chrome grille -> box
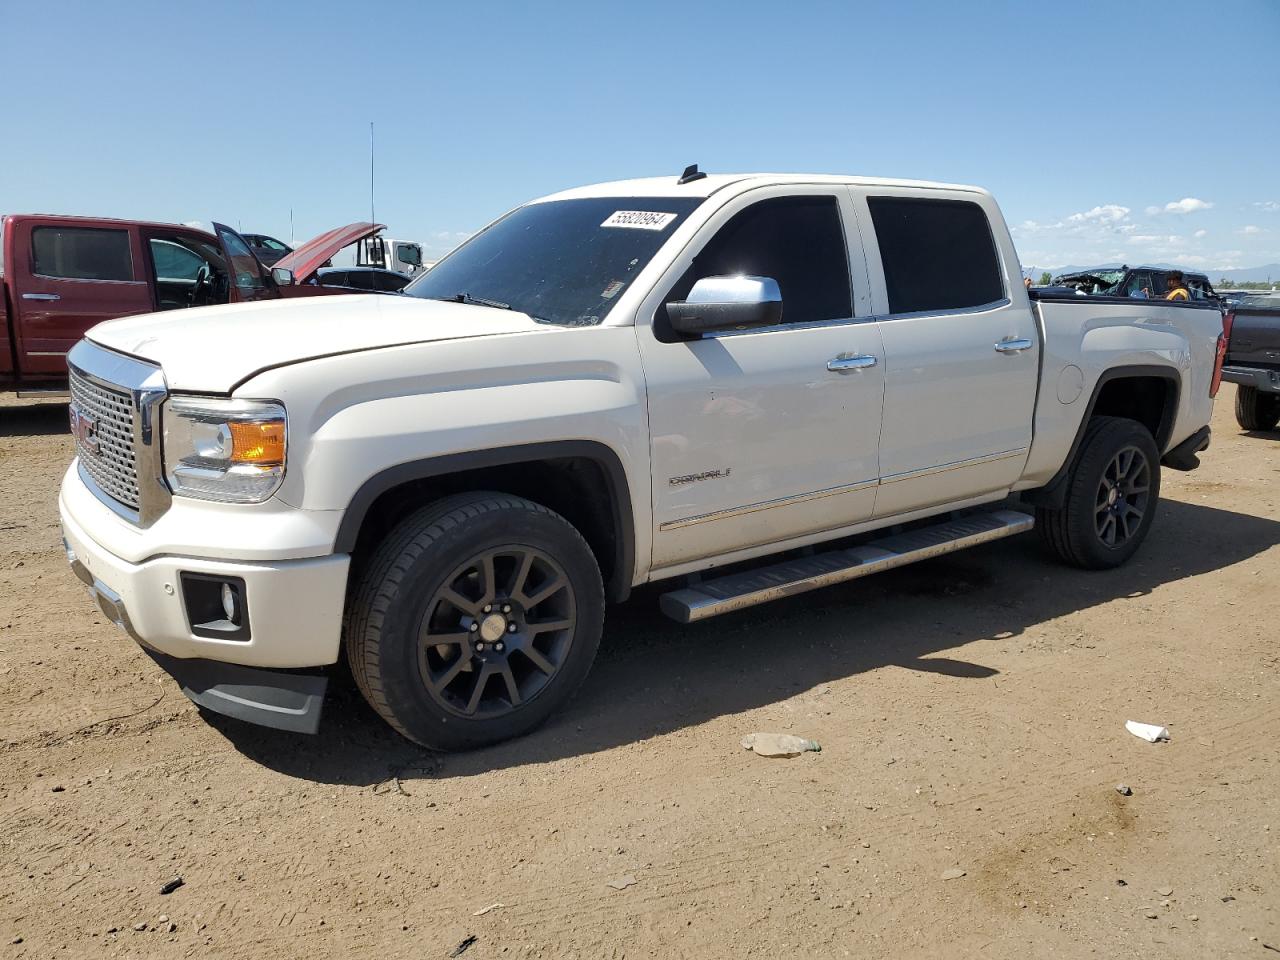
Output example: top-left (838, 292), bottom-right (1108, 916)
top-left (69, 366), bottom-right (140, 510)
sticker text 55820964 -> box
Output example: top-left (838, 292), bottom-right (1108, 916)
top-left (601, 210), bottom-right (678, 231)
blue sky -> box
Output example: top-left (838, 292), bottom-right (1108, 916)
top-left (2, 0), bottom-right (1278, 272)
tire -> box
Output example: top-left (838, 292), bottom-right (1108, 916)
top-left (345, 492), bottom-right (605, 750)
top-left (1234, 385), bottom-right (1280, 432)
top-left (1036, 416), bottom-right (1161, 570)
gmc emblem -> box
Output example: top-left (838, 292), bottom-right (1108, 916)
top-left (69, 404), bottom-right (101, 456)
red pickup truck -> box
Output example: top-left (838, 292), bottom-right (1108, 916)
top-left (1, 215), bottom-right (385, 393)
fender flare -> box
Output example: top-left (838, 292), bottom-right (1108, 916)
top-left (1023, 364), bottom-right (1181, 509)
top-left (332, 440), bottom-right (636, 602)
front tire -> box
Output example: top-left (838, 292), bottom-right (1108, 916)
top-left (1235, 385), bottom-right (1280, 431)
top-left (1036, 416), bottom-right (1161, 570)
top-left (345, 493), bottom-right (605, 750)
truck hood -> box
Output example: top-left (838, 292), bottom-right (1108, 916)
top-left (87, 294), bottom-right (547, 392)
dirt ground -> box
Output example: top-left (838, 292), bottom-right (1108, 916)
top-left (1, 388), bottom-right (1277, 959)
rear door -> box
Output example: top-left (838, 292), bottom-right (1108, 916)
top-left (213, 223), bottom-right (275, 302)
top-left (9, 219), bottom-right (152, 378)
top-left (853, 188), bottom-right (1039, 518)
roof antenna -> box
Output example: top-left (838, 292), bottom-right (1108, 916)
top-left (677, 163), bottom-right (707, 185)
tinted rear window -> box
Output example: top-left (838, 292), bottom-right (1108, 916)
top-left (867, 197), bottom-right (1003, 314)
top-left (32, 226), bottom-right (133, 281)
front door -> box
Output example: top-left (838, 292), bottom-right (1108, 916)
top-left (639, 189), bottom-right (885, 571)
top-left (213, 223), bottom-right (275, 303)
top-left (854, 190), bottom-right (1040, 518)
top-left (11, 220), bottom-right (152, 378)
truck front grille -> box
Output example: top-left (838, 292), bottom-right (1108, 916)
top-left (69, 366), bottom-right (141, 511)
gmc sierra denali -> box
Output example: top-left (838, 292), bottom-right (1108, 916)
top-left (59, 170), bottom-right (1225, 750)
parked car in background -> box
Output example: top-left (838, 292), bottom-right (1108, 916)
top-left (1052, 265), bottom-right (1217, 301)
top-left (241, 233), bottom-right (293, 267)
top-left (314, 266), bottom-right (411, 293)
top-left (1, 215), bottom-right (385, 392)
top-left (58, 170), bottom-right (1223, 750)
top-left (1221, 295), bottom-right (1280, 430)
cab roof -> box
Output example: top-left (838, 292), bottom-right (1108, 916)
top-left (534, 173), bottom-right (989, 203)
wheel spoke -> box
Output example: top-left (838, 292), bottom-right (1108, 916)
top-left (526, 617), bottom-right (572, 635)
top-left (440, 586), bottom-right (482, 617)
top-left (478, 553), bottom-right (497, 607)
top-left (465, 663), bottom-right (495, 715)
top-left (431, 650), bottom-right (473, 692)
top-left (510, 550), bottom-right (536, 600)
top-left (418, 627), bottom-right (470, 647)
top-left (1116, 449), bottom-right (1134, 480)
top-left (500, 664), bottom-right (522, 706)
top-left (522, 646), bottom-right (556, 676)
top-left (522, 575), bottom-right (567, 609)
top-left (1100, 515), bottom-right (1117, 545)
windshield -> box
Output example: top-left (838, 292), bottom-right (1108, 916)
top-left (1054, 269), bottom-right (1125, 289)
top-left (404, 197), bottom-right (703, 326)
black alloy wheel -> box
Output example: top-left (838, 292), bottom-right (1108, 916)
top-left (1093, 445), bottom-right (1151, 549)
top-left (418, 546), bottom-right (576, 720)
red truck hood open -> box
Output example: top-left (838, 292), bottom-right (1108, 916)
top-left (274, 221), bottom-right (385, 283)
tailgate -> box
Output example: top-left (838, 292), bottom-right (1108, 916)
top-left (1227, 307), bottom-right (1280, 369)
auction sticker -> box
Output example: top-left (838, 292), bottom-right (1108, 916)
top-left (601, 210), bottom-right (677, 230)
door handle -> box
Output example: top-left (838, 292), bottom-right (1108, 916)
top-left (22, 293), bottom-right (61, 302)
top-left (994, 338), bottom-right (1034, 353)
top-left (827, 354), bottom-right (878, 373)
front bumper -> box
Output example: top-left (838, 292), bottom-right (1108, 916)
top-left (1222, 365), bottom-right (1280, 394)
top-left (60, 480), bottom-right (351, 734)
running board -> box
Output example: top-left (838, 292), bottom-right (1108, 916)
top-left (658, 509), bottom-right (1034, 623)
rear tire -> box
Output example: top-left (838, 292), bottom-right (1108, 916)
top-left (1235, 385), bottom-right (1280, 431)
top-left (344, 492), bottom-right (605, 750)
top-left (1036, 416), bottom-right (1161, 570)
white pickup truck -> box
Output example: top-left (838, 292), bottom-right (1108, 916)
top-left (59, 169), bottom-right (1225, 750)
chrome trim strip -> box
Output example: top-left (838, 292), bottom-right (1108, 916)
top-left (870, 297), bottom-right (1012, 324)
top-left (67, 339), bottom-right (171, 527)
top-left (28, 350), bottom-right (68, 357)
top-left (659, 477), bottom-right (877, 531)
top-left (880, 447), bottom-right (1027, 485)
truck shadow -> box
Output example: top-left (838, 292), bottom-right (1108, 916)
top-left (209, 497), bottom-right (1280, 785)
top-left (0, 402), bottom-right (69, 438)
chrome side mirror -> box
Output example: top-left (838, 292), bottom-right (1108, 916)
top-left (667, 276), bottom-right (783, 335)
top-left (270, 267), bottom-right (295, 287)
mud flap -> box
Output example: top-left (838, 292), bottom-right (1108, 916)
top-left (146, 650), bottom-right (327, 734)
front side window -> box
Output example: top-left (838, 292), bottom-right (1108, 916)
top-left (669, 195), bottom-right (853, 326)
top-left (405, 197), bottom-right (703, 326)
top-left (867, 197), bottom-right (1003, 314)
top-left (32, 226), bottom-right (133, 281)
top-left (150, 239), bottom-right (205, 281)
top-left (395, 243), bottom-right (422, 267)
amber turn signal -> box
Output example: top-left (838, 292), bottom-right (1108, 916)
top-left (229, 420), bottom-right (286, 464)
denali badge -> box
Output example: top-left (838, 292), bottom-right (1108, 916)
top-left (669, 468), bottom-right (731, 486)
top-left (69, 404), bottom-right (100, 456)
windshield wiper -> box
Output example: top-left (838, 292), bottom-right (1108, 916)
top-left (435, 292), bottom-right (512, 311)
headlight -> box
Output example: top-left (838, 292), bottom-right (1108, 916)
top-left (163, 397), bottom-right (286, 503)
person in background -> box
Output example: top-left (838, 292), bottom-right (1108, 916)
top-left (1165, 271), bottom-right (1191, 301)
top-left (1024, 276), bottom-right (1033, 290)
